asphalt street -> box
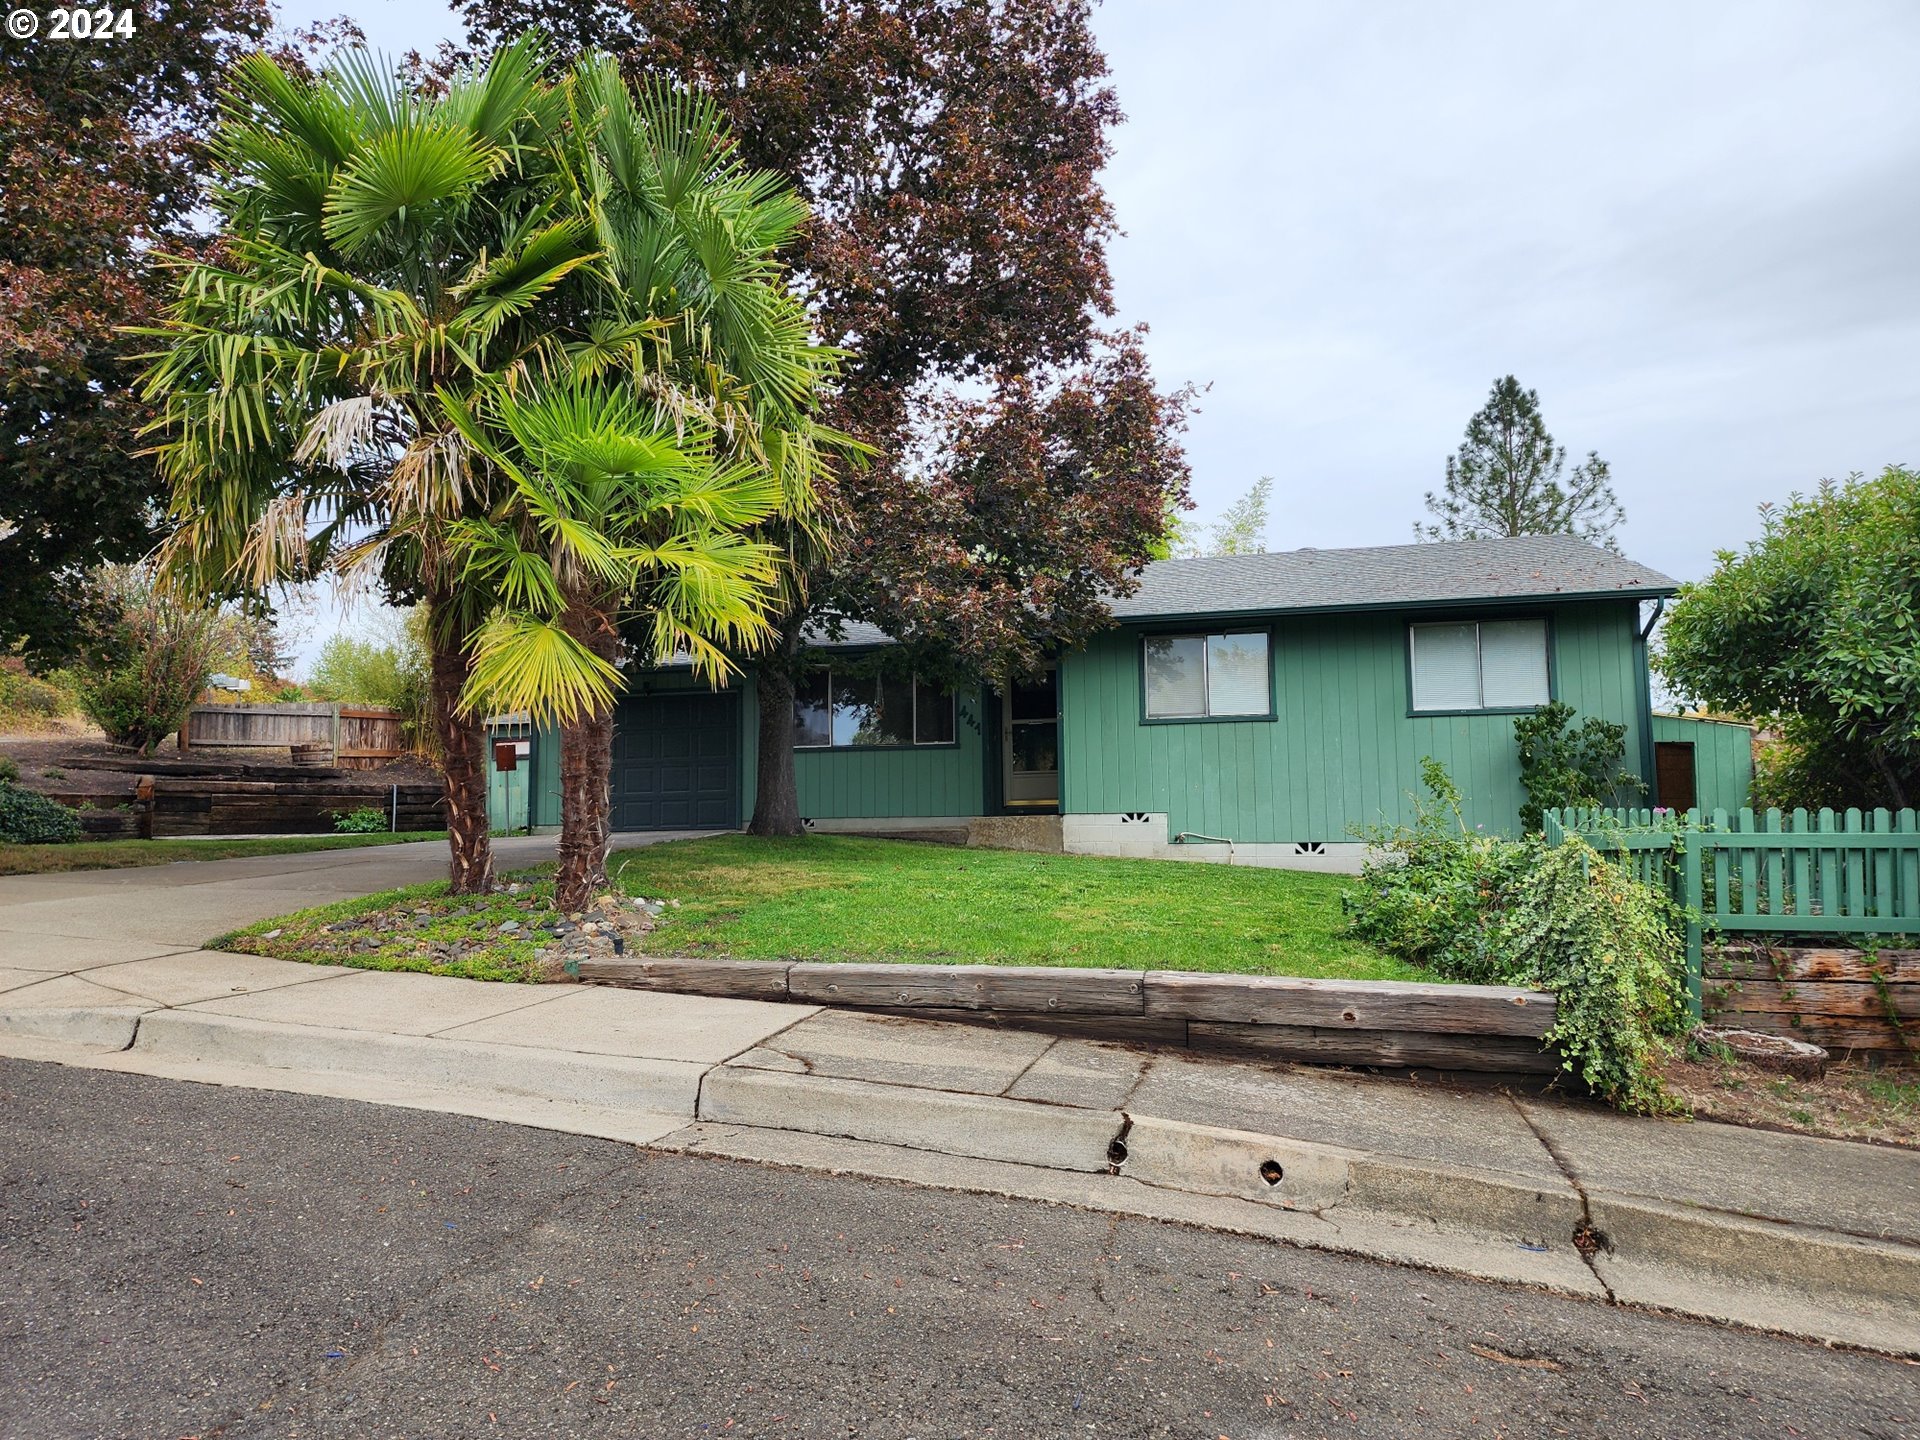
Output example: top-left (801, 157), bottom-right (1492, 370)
top-left (2, 1060), bottom-right (1914, 1440)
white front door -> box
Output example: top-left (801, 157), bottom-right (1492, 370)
top-left (1002, 667), bottom-right (1059, 807)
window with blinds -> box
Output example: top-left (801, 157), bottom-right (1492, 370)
top-left (1143, 631), bottom-right (1272, 720)
top-left (1409, 619), bottom-right (1549, 712)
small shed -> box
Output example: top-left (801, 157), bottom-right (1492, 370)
top-left (1651, 713), bottom-right (1755, 813)
top-left (485, 714), bottom-right (545, 834)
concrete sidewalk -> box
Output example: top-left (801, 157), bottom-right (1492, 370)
top-left (1, 838), bottom-right (1916, 1357)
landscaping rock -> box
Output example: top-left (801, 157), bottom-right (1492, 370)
top-left (241, 874), bottom-right (669, 985)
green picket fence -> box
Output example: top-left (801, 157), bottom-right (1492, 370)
top-left (1543, 805), bottom-right (1920, 1021)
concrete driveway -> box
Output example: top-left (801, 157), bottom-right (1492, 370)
top-left (0, 833), bottom-right (704, 965)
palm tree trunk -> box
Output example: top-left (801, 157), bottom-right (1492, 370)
top-left (748, 621), bottom-right (804, 837)
top-left (427, 592), bottom-right (494, 895)
top-left (554, 595), bottom-right (621, 914)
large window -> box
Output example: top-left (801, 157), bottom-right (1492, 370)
top-left (793, 670), bottom-right (957, 749)
top-left (1408, 618), bottom-right (1550, 712)
top-left (1142, 631), bottom-right (1271, 720)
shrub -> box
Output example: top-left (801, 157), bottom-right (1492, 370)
top-left (1513, 700), bottom-right (1641, 832)
top-left (1347, 760), bottom-right (1687, 1113)
top-left (1749, 714), bottom-right (1886, 812)
top-left (0, 666), bottom-right (77, 728)
top-left (332, 806), bottom-right (389, 834)
top-left (308, 609), bottom-right (434, 757)
top-left (0, 757), bottom-right (17, 784)
top-left (1659, 466), bottom-right (1920, 812)
top-left (72, 567), bottom-right (248, 754)
top-left (0, 783), bottom-right (83, 844)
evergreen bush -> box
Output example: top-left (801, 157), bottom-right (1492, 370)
top-left (0, 783), bottom-right (83, 845)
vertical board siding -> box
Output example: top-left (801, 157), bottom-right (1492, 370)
top-left (1650, 714), bottom-right (1755, 812)
top-left (791, 686), bottom-right (988, 819)
top-left (529, 719), bottom-right (562, 828)
top-left (1059, 601), bottom-right (1648, 842)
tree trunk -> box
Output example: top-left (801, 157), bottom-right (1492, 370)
top-left (1868, 736), bottom-right (1911, 811)
top-left (748, 622), bottom-right (805, 837)
top-left (553, 596), bottom-right (621, 914)
top-left (428, 594), bottom-right (493, 895)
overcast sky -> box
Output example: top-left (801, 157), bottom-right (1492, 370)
top-left (276, 0), bottom-right (1920, 663)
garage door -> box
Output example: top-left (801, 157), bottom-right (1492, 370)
top-left (610, 692), bottom-right (742, 830)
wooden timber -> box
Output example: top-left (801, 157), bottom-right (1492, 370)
top-left (578, 956), bottom-right (793, 1000)
top-left (855, 1006), bottom-right (1188, 1046)
top-left (1143, 971), bottom-right (1554, 1038)
top-left (1702, 979), bottom-right (1920, 1021)
top-left (1188, 1022), bottom-right (1558, 1074)
top-left (575, 955), bottom-right (1559, 1073)
top-left (1706, 944), bottom-right (1920, 984)
top-left (786, 961), bottom-right (1146, 1015)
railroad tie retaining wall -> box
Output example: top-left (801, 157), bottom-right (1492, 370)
top-left (1705, 943), bottom-right (1920, 1060)
top-left (577, 957), bottom-right (1559, 1073)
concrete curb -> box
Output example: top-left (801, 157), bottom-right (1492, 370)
top-left (0, 1004), bottom-right (146, 1050)
top-left (1113, 1114), bottom-right (1586, 1246)
top-left (1588, 1191), bottom-right (1920, 1327)
top-left (656, 1121), bottom-right (1611, 1299)
top-left (698, 1065), bottom-right (1121, 1172)
top-left (131, 1010), bottom-right (708, 1115)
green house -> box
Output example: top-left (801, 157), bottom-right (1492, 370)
top-left (492, 535), bottom-right (1749, 869)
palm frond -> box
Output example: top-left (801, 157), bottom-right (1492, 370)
top-left (461, 611), bottom-right (623, 724)
top-left (322, 121), bottom-right (506, 255)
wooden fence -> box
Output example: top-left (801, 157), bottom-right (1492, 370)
top-left (180, 703), bottom-right (406, 770)
top-left (335, 708), bottom-right (407, 769)
top-left (1545, 806), bottom-right (1920, 1030)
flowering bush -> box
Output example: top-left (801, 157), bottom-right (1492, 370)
top-left (72, 566), bottom-right (249, 754)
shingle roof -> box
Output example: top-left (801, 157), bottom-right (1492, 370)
top-left (800, 618), bottom-right (893, 649)
top-left (781, 537), bottom-right (1675, 654)
top-left (1107, 535), bottom-right (1676, 622)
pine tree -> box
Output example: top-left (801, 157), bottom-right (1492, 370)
top-left (1420, 376), bottom-right (1623, 550)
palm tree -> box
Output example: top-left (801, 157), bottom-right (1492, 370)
top-left (446, 374), bottom-right (791, 909)
top-left (451, 67), bottom-right (847, 910)
top-left (140, 43), bottom-right (845, 911)
top-left (137, 38), bottom-right (599, 892)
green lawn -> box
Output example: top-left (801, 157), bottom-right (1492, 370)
top-left (609, 834), bottom-right (1422, 980)
top-left (0, 831), bottom-right (449, 877)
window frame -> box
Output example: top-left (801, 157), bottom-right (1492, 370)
top-left (1405, 614), bottom-right (1556, 717)
top-left (791, 666), bottom-right (961, 751)
top-left (1137, 626), bottom-right (1277, 725)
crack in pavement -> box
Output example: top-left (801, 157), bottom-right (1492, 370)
top-left (1510, 1094), bottom-right (1616, 1302)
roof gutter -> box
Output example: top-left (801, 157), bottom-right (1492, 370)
top-left (1109, 586), bottom-right (1680, 628)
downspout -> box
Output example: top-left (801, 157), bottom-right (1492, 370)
top-left (1636, 599), bottom-right (1667, 807)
